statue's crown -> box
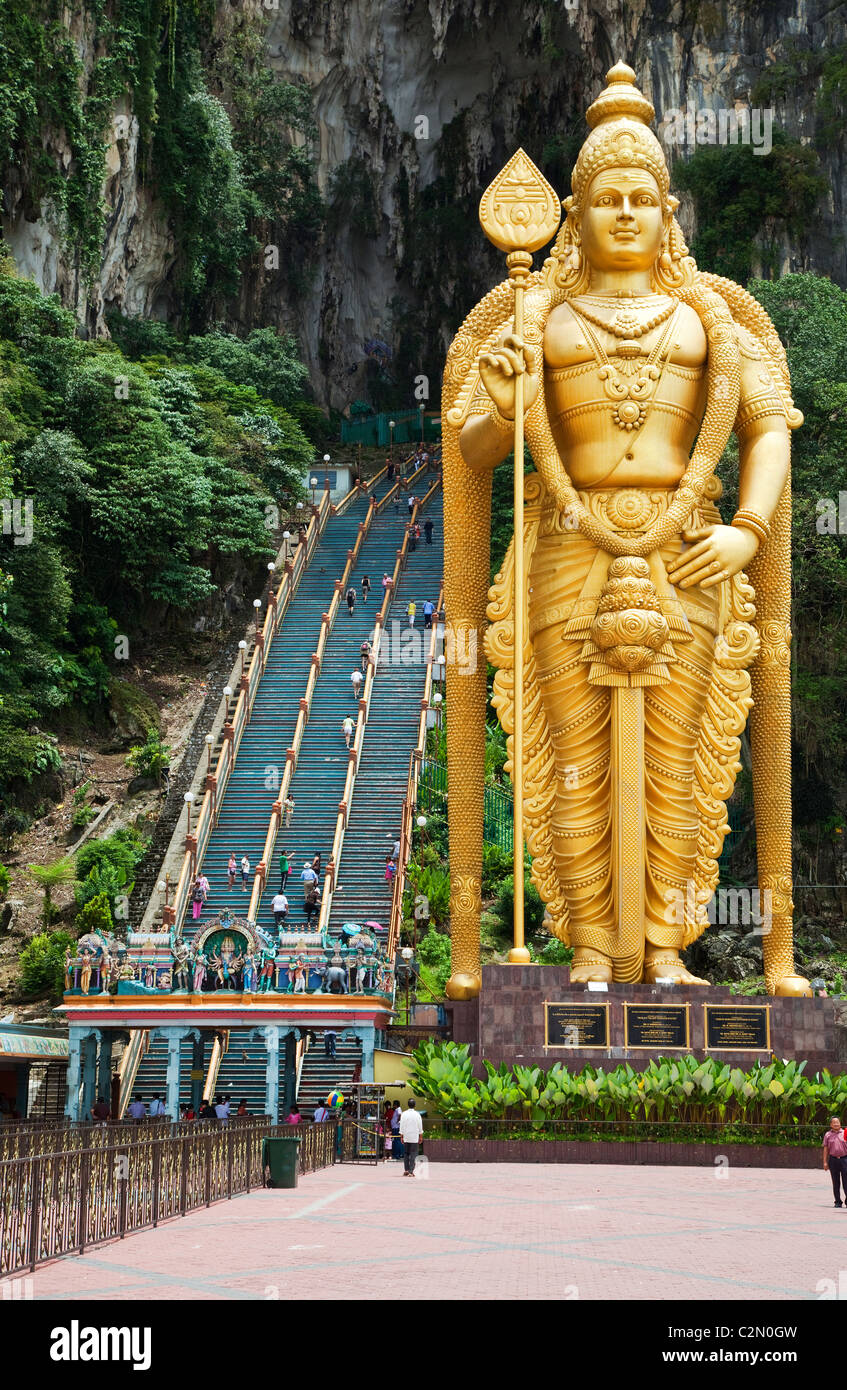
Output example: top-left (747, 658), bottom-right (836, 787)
top-left (569, 61), bottom-right (669, 209)
top-left (586, 61), bottom-right (656, 131)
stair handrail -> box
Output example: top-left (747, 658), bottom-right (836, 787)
top-left (374, 447), bottom-right (440, 516)
top-left (116, 1029), bottom-right (150, 1119)
top-left (166, 488), bottom-right (337, 936)
top-left (387, 581), bottom-right (444, 961)
top-left (202, 1030), bottom-right (230, 1103)
top-left (317, 482), bottom-right (443, 944)
top-left (247, 496), bottom-right (378, 921)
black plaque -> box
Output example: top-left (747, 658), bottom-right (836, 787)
top-left (704, 1004), bottom-right (770, 1052)
top-left (624, 1003), bottom-right (689, 1050)
top-left (545, 1001), bottom-right (609, 1048)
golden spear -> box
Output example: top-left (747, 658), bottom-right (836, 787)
top-left (478, 150), bottom-right (560, 963)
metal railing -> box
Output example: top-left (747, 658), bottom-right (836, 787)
top-left (316, 476), bottom-right (443, 943)
top-left (417, 759), bottom-right (515, 850)
top-left (0, 1118), bottom-right (338, 1277)
top-left (248, 494), bottom-right (378, 925)
top-left (166, 486), bottom-right (336, 938)
top-left (387, 573), bottom-right (444, 960)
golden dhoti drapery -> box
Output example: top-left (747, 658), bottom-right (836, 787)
top-left (486, 478), bottom-right (759, 977)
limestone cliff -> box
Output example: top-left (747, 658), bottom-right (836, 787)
top-left (3, 0), bottom-right (845, 405)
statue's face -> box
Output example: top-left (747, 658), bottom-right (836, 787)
top-left (580, 167), bottom-right (664, 273)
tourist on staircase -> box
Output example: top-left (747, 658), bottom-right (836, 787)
top-left (227, 853), bottom-right (237, 891)
top-left (240, 853), bottom-right (250, 892)
top-left (279, 850), bottom-right (290, 892)
top-left (351, 668), bottom-right (363, 699)
top-left (346, 585), bottom-right (356, 616)
top-left (361, 573), bottom-right (371, 605)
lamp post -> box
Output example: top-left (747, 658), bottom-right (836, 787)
top-left (310, 476), bottom-right (318, 507)
top-left (388, 419), bottom-right (396, 464)
top-left (267, 560), bottom-right (276, 590)
top-left (296, 501), bottom-right (304, 541)
top-left (157, 879), bottom-right (167, 916)
top-left (253, 597), bottom-right (262, 639)
top-left (400, 945), bottom-right (414, 1023)
top-left (282, 530), bottom-right (291, 563)
top-left (323, 453), bottom-right (331, 487)
top-left (431, 691), bottom-right (443, 726)
top-left (418, 402), bottom-right (425, 447)
top-left (184, 791), bottom-right (195, 837)
top-left (205, 734), bottom-right (214, 774)
top-left (238, 640), bottom-right (247, 678)
top-left (222, 684), bottom-right (233, 720)
top-left (436, 654), bottom-right (446, 691)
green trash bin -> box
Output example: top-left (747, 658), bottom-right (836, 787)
top-left (262, 1137), bottom-right (300, 1188)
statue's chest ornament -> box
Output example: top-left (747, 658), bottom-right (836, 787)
top-left (568, 302), bottom-right (679, 430)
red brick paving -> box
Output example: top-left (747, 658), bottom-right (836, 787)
top-left (4, 1160), bottom-right (843, 1301)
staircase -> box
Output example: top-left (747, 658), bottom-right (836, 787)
top-left (185, 492), bottom-right (373, 941)
top-left (253, 482), bottom-right (439, 938)
top-left (296, 1034), bottom-right (363, 1116)
top-left (329, 491), bottom-right (443, 937)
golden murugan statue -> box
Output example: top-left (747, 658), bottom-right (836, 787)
top-left (442, 63), bottom-right (810, 1000)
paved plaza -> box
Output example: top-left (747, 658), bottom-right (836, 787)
top-left (7, 1159), bottom-right (843, 1301)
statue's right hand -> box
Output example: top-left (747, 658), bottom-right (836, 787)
top-left (478, 333), bottom-right (540, 420)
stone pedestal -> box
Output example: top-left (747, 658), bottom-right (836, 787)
top-left (444, 964), bottom-right (847, 1075)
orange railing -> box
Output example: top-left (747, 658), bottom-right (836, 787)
top-left (166, 484), bottom-right (337, 937)
top-left (317, 474), bottom-right (443, 946)
top-left (246, 497), bottom-right (378, 922)
top-left (387, 577), bottom-right (444, 961)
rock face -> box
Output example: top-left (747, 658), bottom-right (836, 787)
top-left (3, 0), bottom-right (845, 400)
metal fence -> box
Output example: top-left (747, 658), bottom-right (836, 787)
top-left (418, 758), bottom-right (515, 850)
top-left (0, 1118), bottom-right (339, 1277)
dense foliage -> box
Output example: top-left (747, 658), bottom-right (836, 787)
top-left (0, 262), bottom-right (312, 811)
top-left (409, 1041), bottom-right (845, 1128)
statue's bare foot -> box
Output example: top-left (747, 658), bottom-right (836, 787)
top-left (570, 950), bottom-right (613, 983)
top-left (643, 951), bottom-right (708, 985)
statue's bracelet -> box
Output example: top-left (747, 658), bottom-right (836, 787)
top-left (731, 509), bottom-right (771, 545)
top-left (489, 405), bottom-right (516, 435)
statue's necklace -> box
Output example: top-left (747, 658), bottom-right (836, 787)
top-left (572, 299), bottom-right (676, 344)
top-left (568, 304), bottom-right (680, 431)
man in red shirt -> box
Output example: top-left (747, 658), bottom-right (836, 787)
top-left (822, 1116), bottom-right (847, 1207)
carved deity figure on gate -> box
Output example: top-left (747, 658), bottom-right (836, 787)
top-left (442, 63), bottom-right (808, 1000)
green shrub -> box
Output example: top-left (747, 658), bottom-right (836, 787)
top-left (125, 730), bottom-right (171, 785)
top-left (417, 928), bottom-right (452, 996)
top-left (73, 892), bottom-right (113, 937)
top-left (493, 874), bottom-right (547, 940)
top-left (19, 929), bottom-right (76, 997)
top-left (537, 938), bottom-right (573, 967)
top-left (0, 864), bottom-right (10, 896)
top-left (28, 857), bottom-right (77, 924)
top-left (408, 1043), bottom-right (841, 1128)
top-left (481, 843), bottom-right (512, 895)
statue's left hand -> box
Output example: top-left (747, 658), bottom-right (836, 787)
top-left (666, 524), bottom-right (759, 590)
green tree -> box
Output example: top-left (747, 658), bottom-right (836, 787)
top-left (19, 929), bottom-right (76, 997)
top-left (28, 857), bottom-right (77, 924)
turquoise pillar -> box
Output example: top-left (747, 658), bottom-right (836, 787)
top-left (165, 1030), bottom-right (182, 1119)
top-left (359, 1025), bottom-right (375, 1083)
top-left (263, 1026), bottom-right (280, 1123)
top-left (97, 1032), bottom-right (112, 1108)
top-left (65, 1027), bottom-right (83, 1120)
top-left (191, 1035), bottom-right (205, 1114)
top-left (14, 1063), bottom-right (30, 1119)
top-left (80, 1034), bottom-right (97, 1121)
